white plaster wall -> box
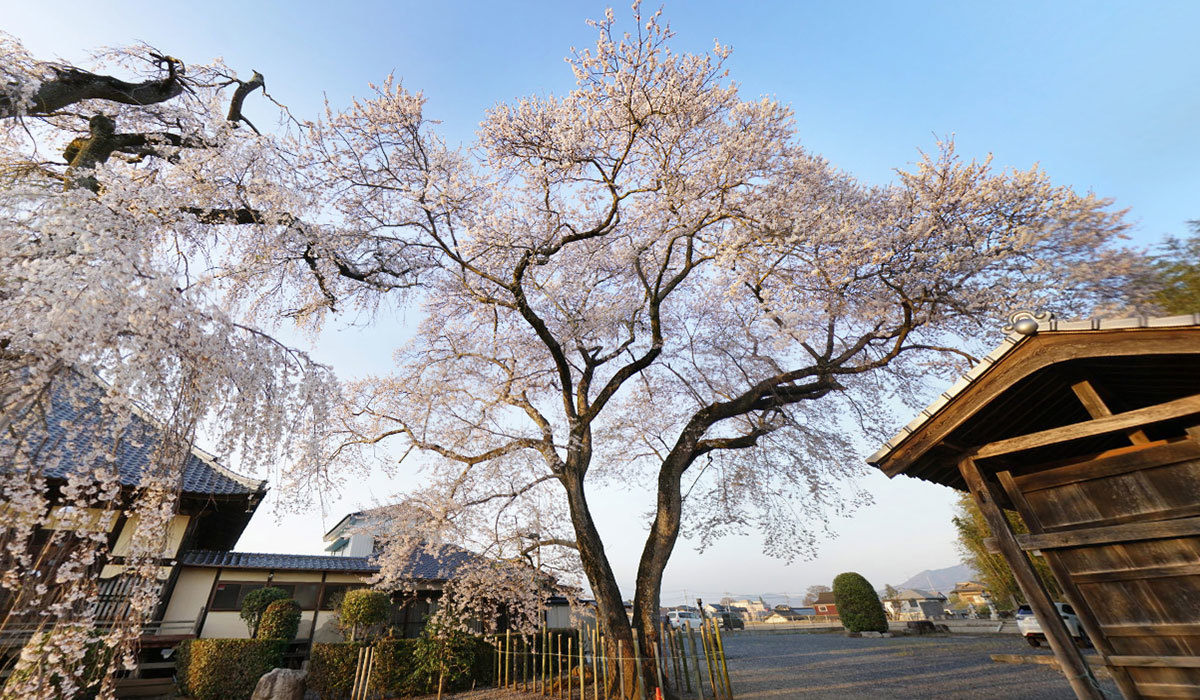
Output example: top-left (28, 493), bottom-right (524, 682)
top-left (201, 611), bottom-right (251, 639)
top-left (162, 567), bottom-right (216, 623)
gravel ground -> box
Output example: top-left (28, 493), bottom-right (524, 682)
top-left (718, 630), bottom-right (1120, 699)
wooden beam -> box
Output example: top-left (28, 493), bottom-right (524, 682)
top-left (975, 393), bottom-right (1200, 460)
top-left (958, 456), bottom-right (1106, 700)
top-left (996, 471), bottom-right (1143, 700)
top-left (1072, 562), bottom-right (1200, 584)
top-left (1103, 623), bottom-right (1200, 637)
top-left (1011, 517), bottom-right (1200, 551)
top-left (1069, 379), bottom-right (1151, 445)
top-left (1107, 656), bottom-right (1200, 669)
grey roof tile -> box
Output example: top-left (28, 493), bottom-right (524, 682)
top-left (6, 374), bottom-right (264, 496)
top-left (180, 544), bottom-right (477, 581)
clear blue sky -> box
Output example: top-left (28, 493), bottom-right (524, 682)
top-left (5, 0), bottom-right (1198, 601)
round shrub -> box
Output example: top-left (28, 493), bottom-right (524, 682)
top-left (833, 571), bottom-right (888, 633)
top-left (338, 589), bottom-right (391, 641)
top-left (257, 598), bottom-right (302, 641)
top-left (240, 586), bottom-right (290, 637)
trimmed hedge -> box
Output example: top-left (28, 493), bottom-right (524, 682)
top-left (175, 638), bottom-right (286, 700)
top-left (258, 599), bottom-right (302, 641)
top-left (833, 571), bottom-right (889, 633)
top-left (308, 642), bottom-right (365, 700)
top-left (309, 638), bottom-right (493, 699)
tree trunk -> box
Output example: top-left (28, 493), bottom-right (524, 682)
top-left (632, 467), bottom-right (685, 700)
top-left (562, 470), bottom-right (638, 698)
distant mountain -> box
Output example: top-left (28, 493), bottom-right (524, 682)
top-left (893, 564), bottom-right (978, 594)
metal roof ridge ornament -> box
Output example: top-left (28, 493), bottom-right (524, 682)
top-left (1003, 309), bottom-right (1054, 336)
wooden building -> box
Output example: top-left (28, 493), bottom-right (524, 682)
top-left (870, 312), bottom-right (1200, 700)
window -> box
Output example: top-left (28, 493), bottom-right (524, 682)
top-left (210, 581), bottom-right (325, 611)
top-left (319, 584), bottom-right (365, 610)
top-left (210, 583), bottom-right (265, 611)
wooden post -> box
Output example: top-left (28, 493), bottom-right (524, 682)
top-left (995, 469), bottom-right (1143, 700)
top-left (959, 456), bottom-right (1105, 700)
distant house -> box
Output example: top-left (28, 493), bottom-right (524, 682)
top-left (763, 606), bottom-right (817, 623)
top-left (882, 589), bottom-right (947, 620)
top-left (950, 581), bottom-right (989, 607)
top-left (730, 598), bottom-right (771, 621)
top-left (813, 592), bottom-right (839, 619)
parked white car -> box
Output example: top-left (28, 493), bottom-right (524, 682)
top-left (1016, 602), bottom-right (1090, 647)
top-left (667, 610), bottom-right (704, 630)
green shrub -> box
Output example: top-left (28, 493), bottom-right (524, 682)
top-left (411, 620), bottom-right (482, 694)
top-left (257, 599), bottom-right (302, 641)
top-left (240, 586), bottom-right (290, 637)
top-left (175, 638), bottom-right (286, 700)
top-left (833, 572), bottom-right (888, 634)
top-left (338, 589), bottom-right (391, 641)
top-left (370, 638), bottom-right (420, 696)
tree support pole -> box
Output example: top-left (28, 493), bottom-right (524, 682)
top-left (958, 456), bottom-right (1104, 700)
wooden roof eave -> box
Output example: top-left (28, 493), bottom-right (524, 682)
top-left (871, 326), bottom-right (1200, 484)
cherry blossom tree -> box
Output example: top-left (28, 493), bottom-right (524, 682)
top-left (214, 6), bottom-right (1137, 696)
top-left (0, 36), bottom-right (333, 698)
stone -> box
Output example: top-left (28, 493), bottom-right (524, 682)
top-left (251, 668), bottom-right (307, 700)
top-left (861, 631), bottom-right (883, 638)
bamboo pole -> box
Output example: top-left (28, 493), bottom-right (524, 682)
top-left (494, 637), bottom-right (500, 688)
top-left (676, 628), bottom-right (691, 695)
top-left (504, 629), bottom-right (511, 689)
top-left (579, 628), bottom-right (587, 700)
top-left (593, 627), bottom-right (601, 700)
top-left (653, 640), bottom-right (665, 697)
top-left (601, 633), bottom-right (610, 700)
top-left (700, 622), bottom-right (719, 699)
top-left (569, 636), bottom-right (574, 700)
top-left (687, 626), bottom-right (705, 700)
top-left (633, 637), bottom-right (648, 700)
top-left (617, 639), bottom-right (625, 700)
top-left (711, 620), bottom-right (732, 700)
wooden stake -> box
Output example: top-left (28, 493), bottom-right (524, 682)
top-left (959, 456), bottom-right (1104, 700)
top-left (505, 629), bottom-right (511, 689)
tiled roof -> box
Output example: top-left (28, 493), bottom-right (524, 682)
top-left (867, 313), bottom-right (1200, 467)
top-left (181, 544), bottom-right (477, 581)
top-left (9, 374), bottom-right (265, 497)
